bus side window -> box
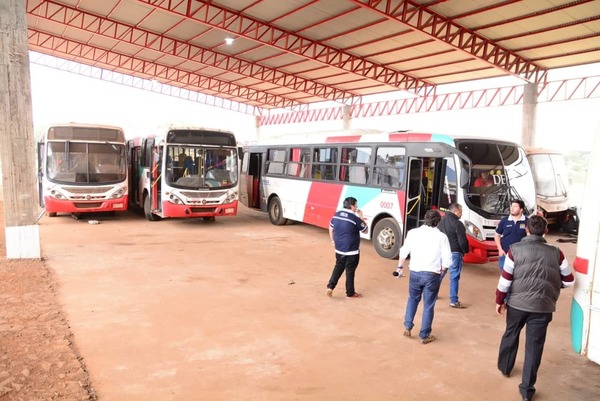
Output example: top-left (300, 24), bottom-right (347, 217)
top-left (349, 165), bottom-right (367, 184)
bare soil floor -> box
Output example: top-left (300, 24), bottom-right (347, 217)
top-left (1, 199), bottom-right (600, 401)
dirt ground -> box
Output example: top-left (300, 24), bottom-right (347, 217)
top-left (1, 198), bottom-right (600, 401)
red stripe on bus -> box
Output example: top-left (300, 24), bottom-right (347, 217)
top-left (573, 256), bottom-right (588, 275)
top-left (305, 182), bottom-right (345, 229)
top-left (389, 133), bottom-right (432, 142)
top-left (326, 135), bottom-right (361, 143)
top-left (397, 190), bottom-right (406, 216)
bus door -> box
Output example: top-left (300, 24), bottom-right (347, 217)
top-left (405, 158), bottom-right (425, 232)
top-left (240, 151), bottom-right (263, 210)
top-left (405, 154), bottom-right (462, 233)
top-left (37, 141), bottom-right (45, 207)
top-left (127, 140), bottom-right (140, 207)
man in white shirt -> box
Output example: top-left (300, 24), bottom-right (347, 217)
top-left (397, 209), bottom-right (452, 344)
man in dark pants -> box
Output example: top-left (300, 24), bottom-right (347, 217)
top-left (437, 202), bottom-right (469, 308)
top-left (495, 215), bottom-right (574, 401)
top-left (326, 197), bottom-right (368, 299)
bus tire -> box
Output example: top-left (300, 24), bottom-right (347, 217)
top-left (143, 194), bottom-right (161, 221)
top-left (373, 217), bottom-right (401, 259)
top-left (268, 196), bottom-right (287, 226)
top-left (48, 212), bottom-right (57, 217)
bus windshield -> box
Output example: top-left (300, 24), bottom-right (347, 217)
top-left (458, 140), bottom-right (536, 216)
top-left (528, 153), bottom-right (569, 198)
top-left (165, 145), bottom-right (238, 189)
top-left (46, 141), bottom-right (127, 184)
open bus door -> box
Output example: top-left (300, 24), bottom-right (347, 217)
top-left (403, 150), bottom-right (471, 237)
top-left (240, 151), bottom-right (263, 210)
top-left (405, 158), bottom-right (425, 233)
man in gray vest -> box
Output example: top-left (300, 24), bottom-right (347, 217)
top-left (495, 215), bottom-right (574, 401)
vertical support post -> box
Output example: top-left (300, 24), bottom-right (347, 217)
top-left (521, 83), bottom-right (538, 147)
top-left (255, 115), bottom-right (261, 140)
top-left (0, 0), bottom-right (41, 259)
top-left (342, 105), bottom-right (352, 130)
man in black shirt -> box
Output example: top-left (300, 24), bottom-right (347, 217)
top-left (437, 202), bottom-right (469, 308)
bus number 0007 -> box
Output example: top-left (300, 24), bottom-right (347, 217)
top-left (380, 201), bottom-right (394, 209)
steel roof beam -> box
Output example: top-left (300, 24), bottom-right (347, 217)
top-left (27, 29), bottom-right (303, 110)
top-left (350, 0), bottom-right (547, 84)
top-left (136, 0), bottom-right (436, 96)
top-left (29, 52), bottom-right (262, 115)
top-left (259, 75), bottom-right (600, 125)
top-left (27, 0), bottom-right (356, 105)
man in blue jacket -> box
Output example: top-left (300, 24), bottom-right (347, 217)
top-left (326, 197), bottom-right (368, 299)
top-left (495, 199), bottom-right (528, 271)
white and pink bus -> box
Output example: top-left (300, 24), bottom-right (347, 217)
top-left (240, 130), bottom-right (536, 263)
top-left (38, 123), bottom-right (128, 217)
top-left (525, 147), bottom-right (574, 230)
top-left (127, 128), bottom-right (239, 221)
top-left (570, 130), bottom-right (600, 364)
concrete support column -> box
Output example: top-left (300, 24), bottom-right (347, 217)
top-left (255, 115), bottom-right (261, 140)
top-left (343, 105), bottom-right (352, 130)
top-left (0, 0), bottom-right (41, 259)
top-left (521, 82), bottom-right (538, 147)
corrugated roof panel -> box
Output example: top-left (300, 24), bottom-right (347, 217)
top-left (25, 0), bottom-right (600, 111)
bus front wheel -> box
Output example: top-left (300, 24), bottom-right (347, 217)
top-left (143, 195), bottom-right (161, 221)
top-left (268, 196), bottom-right (288, 226)
top-left (373, 218), bottom-right (401, 259)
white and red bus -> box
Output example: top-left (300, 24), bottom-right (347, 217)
top-left (37, 123), bottom-right (128, 217)
top-left (240, 130), bottom-right (536, 263)
top-left (128, 128), bottom-right (239, 221)
top-left (570, 130), bottom-right (600, 364)
top-left (525, 147), bottom-right (575, 230)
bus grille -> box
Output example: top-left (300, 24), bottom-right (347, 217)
top-left (190, 207), bottom-right (217, 213)
top-left (181, 190), bottom-right (226, 200)
top-left (74, 202), bottom-right (103, 208)
top-left (63, 186), bottom-right (114, 194)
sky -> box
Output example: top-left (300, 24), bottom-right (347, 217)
top-left (28, 57), bottom-right (600, 151)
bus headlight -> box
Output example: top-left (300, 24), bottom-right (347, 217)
top-left (223, 189), bottom-right (238, 204)
top-left (168, 193), bottom-right (184, 205)
top-left (464, 220), bottom-right (484, 241)
top-left (49, 189), bottom-right (65, 199)
top-left (110, 188), bottom-right (126, 199)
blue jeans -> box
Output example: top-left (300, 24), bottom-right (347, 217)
top-left (404, 271), bottom-right (441, 339)
top-left (440, 252), bottom-right (463, 304)
top-left (498, 254), bottom-right (506, 272)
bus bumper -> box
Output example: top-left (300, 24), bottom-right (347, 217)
top-left (161, 200), bottom-right (238, 218)
top-left (464, 236), bottom-right (499, 264)
top-left (44, 196), bottom-right (128, 214)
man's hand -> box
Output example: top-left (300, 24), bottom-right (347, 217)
top-left (496, 303), bottom-right (506, 316)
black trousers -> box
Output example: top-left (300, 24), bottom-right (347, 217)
top-left (327, 253), bottom-right (360, 297)
top-left (498, 305), bottom-right (553, 399)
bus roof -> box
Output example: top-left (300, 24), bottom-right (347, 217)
top-left (244, 130), bottom-right (522, 148)
top-left (47, 122), bottom-right (125, 132)
top-left (524, 146), bottom-right (563, 155)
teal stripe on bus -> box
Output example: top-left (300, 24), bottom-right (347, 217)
top-left (431, 133), bottom-right (455, 146)
top-left (571, 299), bottom-right (584, 353)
